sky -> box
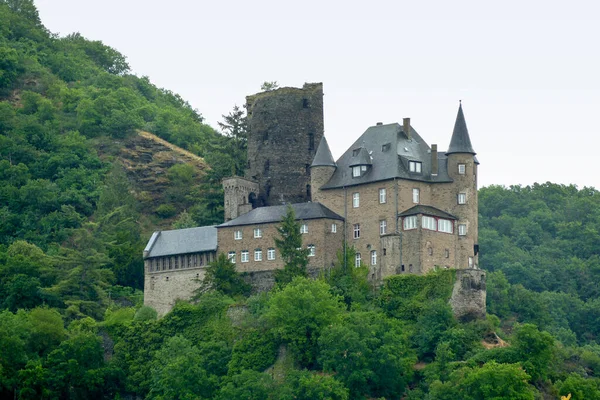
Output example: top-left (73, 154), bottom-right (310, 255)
top-left (35, 0), bottom-right (600, 189)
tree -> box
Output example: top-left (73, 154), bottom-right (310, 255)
top-left (266, 277), bottom-right (344, 368)
top-left (199, 253), bottom-right (251, 297)
top-left (148, 335), bottom-right (216, 400)
top-left (319, 311), bottom-right (416, 399)
top-left (260, 81), bottom-right (279, 91)
top-left (278, 370), bottom-right (349, 400)
top-left (325, 246), bottom-right (371, 309)
top-left (218, 105), bottom-right (247, 176)
top-left (274, 206), bottom-right (309, 287)
top-left (427, 361), bottom-right (536, 400)
top-left (217, 370), bottom-right (274, 400)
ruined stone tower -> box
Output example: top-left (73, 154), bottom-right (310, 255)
top-left (245, 83), bottom-right (324, 206)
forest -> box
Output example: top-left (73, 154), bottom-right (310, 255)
top-left (1, 1), bottom-right (600, 399)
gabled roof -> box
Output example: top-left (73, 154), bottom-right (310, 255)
top-left (321, 122), bottom-right (452, 189)
top-left (218, 202), bottom-right (344, 228)
top-left (398, 205), bottom-right (457, 220)
top-left (143, 226), bottom-right (217, 259)
top-left (311, 137), bottom-right (336, 167)
top-left (446, 104), bottom-right (476, 155)
top-left (348, 147), bottom-right (372, 167)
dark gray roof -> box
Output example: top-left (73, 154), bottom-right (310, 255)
top-left (218, 202), bottom-right (344, 228)
top-left (398, 205), bottom-right (457, 220)
top-left (348, 147), bottom-right (372, 167)
top-left (143, 226), bottom-right (217, 259)
top-left (311, 137), bottom-right (336, 167)
top-left (446, 104), bottom-right (476, 155)
top-left (321, 122), bottom-right (452, 189)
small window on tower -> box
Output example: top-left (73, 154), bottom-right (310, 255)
top-left (308, 132), bottom-right (315, 151)
top-left (458, 164), bottom-right (466, 174)
top-left (302, 98), bottom-right (309, 108)
top-left (264, 160), bottom-right (270, 174)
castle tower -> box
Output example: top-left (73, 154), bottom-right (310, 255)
top-left (445, 103), bottom-right (479, 269)
top-left (310, 136), bottom-right (336, 203)
top-left (222, 176), bottom-right (260, 222)
top-left (245, 83), bottom-right (324, 206)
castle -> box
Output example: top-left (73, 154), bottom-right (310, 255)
top-left (143, 83), bottom-right (483, 317)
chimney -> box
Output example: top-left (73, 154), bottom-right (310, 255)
top-left (431, 144), bottom-right (438, 176)
top-left (376, 122), bottom-right (383, 126)
top-left (403, 118), bottom-right (411, 139)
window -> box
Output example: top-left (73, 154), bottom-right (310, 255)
top-left (422, 216), bottom-right (437, 231)
top-left (241, 250), bottom-right (249, 263)
top-left (308, 132), bottom-right (314, 151)
top-left (353, 223), bottom-right (360, 239)
top-left (382, 143), bottom-right (391, 152)
top-left (458, 164), bottom-right (466, 174)
top-left (228, 252), bottom-right (236, 264)
top-left (458, 224), bottom-right (467, 236)
top-left (438, 219), bottom-right (453, 233)
top-left (352, 166), bottom-right (361, 178)
top-left (383, 248), bottom-right (387, 256)
top-left (331, 223), bottom-right (337, 233)
top-left (254, 249), bottom-right (262, 261)
top-left (380, 220), bottom-right (387, 235)
top-left (412, 188), bottom-right (420, 204)
top-left (409, 161), bottom-right (422, 173)
top-left (371, 250), bottom-right (377, 265)
top-left (379, 188), bottom-right (387, 203)
top-left (254, 228), bottom-right (262, 238)
top-left (445, 249), bottom-right (450, 258)
top-left (352, 192), bottom-right (360, 208)
top-left (300, 224), bottom-right (308, 234)
top-left (308, 245), bottom-right (316, 257)
top-left (428, 247), bottom-right (433, 256)
top-left (355, 252), bottom-right (361, 267)
top-left (267, 248), bottom-right (275, 260)
top-left (468, 256), bottom-right (474, 268)
top-left (404, 216), bottom-right (417, 230)
top-left (458, 193), bottom-right (467, 204)
top-left (234, 230), bottom-right (242, 240)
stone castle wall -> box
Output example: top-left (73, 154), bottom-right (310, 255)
top-left (450, 268), bottom-right (486, 321)
top-left (245, 83), bottom-right (324, 206)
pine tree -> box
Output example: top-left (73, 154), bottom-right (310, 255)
top-left (274, 206), bottom-right (309, 287)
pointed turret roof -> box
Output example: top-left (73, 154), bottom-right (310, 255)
top-left (311, 137), bottom-right (337, 167)
top-left (446, 103), bottom-right (476, 155)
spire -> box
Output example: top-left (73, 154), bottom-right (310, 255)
top-left (311, 137), bottom-right (336, 167)
top-left (446, 103), bottom-right (476, 155)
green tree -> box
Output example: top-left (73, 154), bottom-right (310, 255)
top-left (148, 335), bottom-right (216, 400)
top-left (319, 311), bottom-right (416, 399)
top-left (428, 361), bottom-right (536, 400)
top-left (325, 246), bottom-right (371, 309)
top-left (261, 81), bottom-right (279, 91)
top-left (199, 253), bottom-right (251, 297)
top-left (218, 105), bottom-right (247, 176)
top-left (274, 206), bottom-right (309, 287)
top-left (278, 370), bottom-right (349, 400)
top-left (218, 370), bottom-right (274, 400)
top-left (266, 277), bottom-right (344, 368)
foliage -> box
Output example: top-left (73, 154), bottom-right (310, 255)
top-left (427, 361), bottom-right (536, 400)
top-left (324, 246), bottom-right (371, 309)
top-left (266, 277), bottom-right (344, 368)
top-left (260, 81), bottom-right (279, 91)
top-left (380, 269), bottom-right (456, 320)
top-left (318, 311), bottom-right (416, 399)
top-left (274, 206), bottom-right (310, 287)
top-left (200, 253), bottom-right (251, 297)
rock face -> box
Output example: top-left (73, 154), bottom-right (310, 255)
top-left (450, 269), bottom-right (486, 321)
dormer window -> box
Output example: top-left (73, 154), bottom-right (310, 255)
top-left (382, 143), bottom-right (391, 152)
top-left (409, 161), bottom-right (422, 173)
top-left (352, 148), bottom-right (360, 156)
top-left (352, 166), bottom-right (361, 177)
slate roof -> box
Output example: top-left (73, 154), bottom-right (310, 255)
top-left (321, 122), bottom-right (453, 189)
top-left (218, 202), bottom-right (344, 228)
top-left (311, 137), bottom-right (337, 167)
top-left (348, 147), bottom-right (372, 167)
top-left (446, 104), bottom-right (476, 155)
top-left (143, 226), bottom-right (217, 259)
top-left (398, 205), bottom-right (457, 220)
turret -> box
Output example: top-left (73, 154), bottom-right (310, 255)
top-left (222, 176), bottom-right (260, 222)
top-left (446, 103), bottom-right (479, 269)
top-left (310, 137), bottom-right (336, 202)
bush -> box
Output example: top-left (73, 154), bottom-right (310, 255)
top-left (155, 204), bottom-right (177, 218)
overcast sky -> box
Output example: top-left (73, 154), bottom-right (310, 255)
top-left (36, 0), bottom-right (600, 189)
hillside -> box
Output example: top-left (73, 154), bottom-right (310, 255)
top-left (2, 2), bottom-right (600, 399)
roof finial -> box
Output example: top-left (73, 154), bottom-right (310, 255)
top-left (459, 99), bottom-right (462, 104)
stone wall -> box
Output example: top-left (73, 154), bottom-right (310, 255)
top-left (450, 268), bottom-right (486, 321)
top-left (144, 267), bottom-right (207, 317)
top-left (245, 83), bottom-right (324, 206)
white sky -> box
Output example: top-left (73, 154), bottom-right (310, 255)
top-left (35, 0), bottom-right (600, 189)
